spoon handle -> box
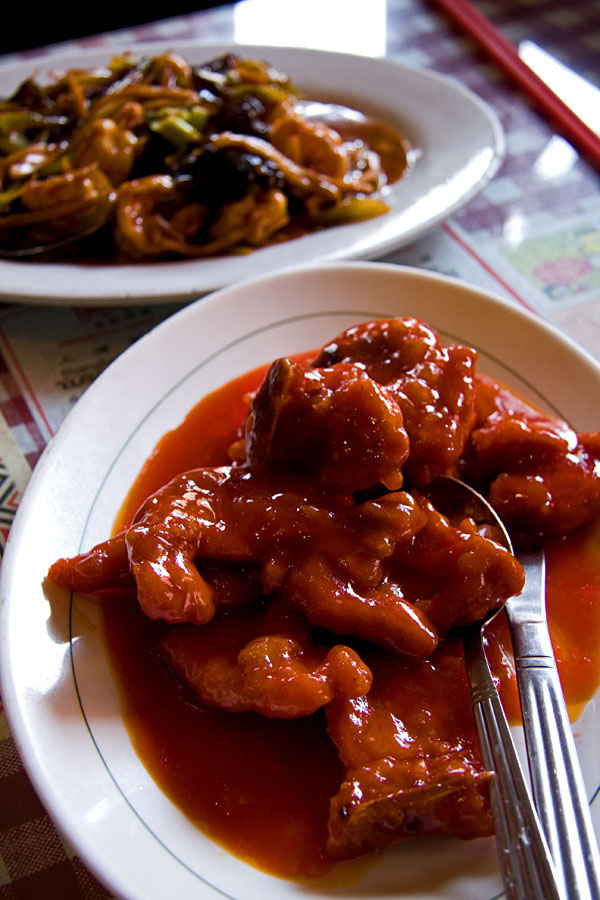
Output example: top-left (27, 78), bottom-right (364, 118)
top-left (508, 555), bottom-right (600, 900)
top-left (463, 628), bottom-right (564, 900)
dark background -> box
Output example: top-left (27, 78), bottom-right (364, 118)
top-left (2, 2), bottom-right (233, 55)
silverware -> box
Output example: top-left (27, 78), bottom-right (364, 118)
top-left (507, 551), bottom-right (600, 900)
top-left (431, 475), bottom-right (600, 899)
top-left (428, 475), bottom-right (563, 900)
top-left (463, 624), bottom-right (562, 899)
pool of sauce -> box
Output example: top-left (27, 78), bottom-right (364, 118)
top-left (102, 364), bottom-right (600, 880)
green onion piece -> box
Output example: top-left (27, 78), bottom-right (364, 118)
top-left (149, 115), bottom-right (202, 147)
top-left (0, 111), bottom-right (66, 135)
top-left (186, 106), bottom-right (211, 132)
top-left (147, 105), bottom-right (211, 148)
top-left (228, 84), bottom-right (296, 105)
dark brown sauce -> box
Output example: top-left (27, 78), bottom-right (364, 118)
top-left (102, 364), bottom-right (600, 879)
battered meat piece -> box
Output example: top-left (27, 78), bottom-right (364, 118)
top-left (48, 464), bottom-right (523, 660)
top-left (242, 358), bottom-right (409, 493)
top-left (465, 375), bottom-right (600, 548)
top-left (325, 641), bottom-right (494, 858)
top-left (48, 466), bottom-right (438, 656)
top-left (159, 601), bottom-right (373, 718)
top-left (312, 317), bottom-right (477, 485)
top-left (382, 493), bottom-right (525, 638)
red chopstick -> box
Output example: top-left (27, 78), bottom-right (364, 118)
top-left (428, 0), bottom-right (600, 169)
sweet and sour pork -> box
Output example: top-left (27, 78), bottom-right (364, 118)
top-left (47, 315), bottom-right (600, 860)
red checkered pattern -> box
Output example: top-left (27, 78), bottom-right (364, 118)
top-left (0, 710), bottom-right (115, 899)
top-left (388, 0), bottom-right (600, 238)
top-left (0, 355), bottom-right (45, 471)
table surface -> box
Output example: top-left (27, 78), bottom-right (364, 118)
top-left (0, 1), bottom-right (599, 897)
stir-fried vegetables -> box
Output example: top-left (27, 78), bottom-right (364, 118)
top-left (0, 52), bottom-right (410, 259)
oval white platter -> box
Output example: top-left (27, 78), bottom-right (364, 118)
top-left (0, 43), bottom-right (504, 306)
top-left (2, 262), bottom-right (598, 900)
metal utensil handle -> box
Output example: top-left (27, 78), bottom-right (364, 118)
top-left (464, 630), bottom-right (563, 900)
top-left (511, 618), bottom-right (600, 900)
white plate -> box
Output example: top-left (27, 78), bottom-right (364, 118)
top-left (2, 262), bottom-right (599, 900)
top-left (0, 43), bottom-right (504, 307)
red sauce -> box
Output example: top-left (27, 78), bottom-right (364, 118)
top-left (102, 592), bottom-right (343, 878)
top-left (101, 364), bottom-right (600, 880)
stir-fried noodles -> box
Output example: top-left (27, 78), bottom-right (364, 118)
top-left (0, 52), bottom-right (410, 259)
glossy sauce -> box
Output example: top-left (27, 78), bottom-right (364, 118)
top-left (102, 364), bottom-right (600, 879)
top-left (296, 100), bottom-right (412, 184)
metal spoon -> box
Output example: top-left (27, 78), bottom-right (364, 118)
top-left (430, 475), bottom-right (600, 900)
